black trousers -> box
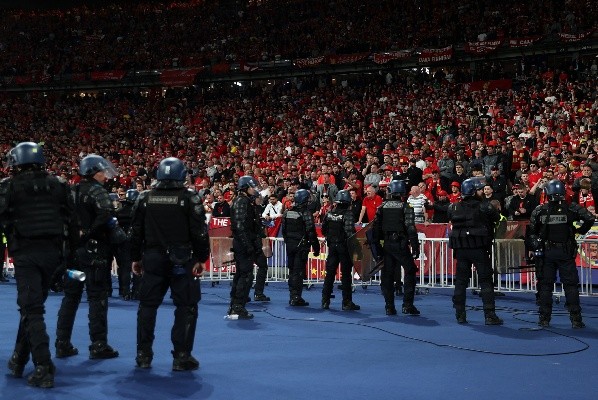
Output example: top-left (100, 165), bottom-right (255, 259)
top-left (285, 242), bottom-right (309, 298)
top-left (323, 242), bottom-right (353, 302)
top-left (114, 240), bottom-right (132, 294)
top-left (452, 247), bottom-right (495, 311)
top-left (230, 237), bottom-right (256, 306)
top-left (56, 249), bottom-right (113, 344)
top-left (537, 246), bottom-right (581, 316)
top-left (13, 241), bottom-right (61, 366)
top-left (380, 239), bottom-right (417, 305)
top-left (137, 250), bottom-right (200, 354)
top-left (253, 251), bottom-right (269, 295)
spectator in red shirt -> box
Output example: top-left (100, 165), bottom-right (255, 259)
top-left (357, 185), bottom-right (383, 225)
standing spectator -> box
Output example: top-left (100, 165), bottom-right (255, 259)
top-left (130, 157), bottom-right (209, 370)
top-left (349, 188), bottom-right (363, 223)
top-left (357, 185), bottom-right (383, 225)
top-left (315, 173), bottom-right (339, 203)
top-left (363, 163), bottom-right (383, 189)
top-left (212, 194), bottom-right (232, 218)
top-left (507, 185), bottom-right (537, 221)
top-left (407, 185), bottom-right (430, 224)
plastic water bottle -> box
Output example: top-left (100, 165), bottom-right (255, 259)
top-left (224, 314), bottom-right (239, 320)
top-left (66, 269), bottom-right (86, 281)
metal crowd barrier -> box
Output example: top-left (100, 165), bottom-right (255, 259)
top-left (206, 235), bottom-right (597, 298)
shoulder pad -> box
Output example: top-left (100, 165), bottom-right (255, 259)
top-left (138, 190), bottom-right (150, 201)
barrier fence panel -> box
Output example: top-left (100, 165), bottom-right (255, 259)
top-left (205, 219), bottom-right (596, 299)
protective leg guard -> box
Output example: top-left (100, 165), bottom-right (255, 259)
top-left (27, 363), bottom-right (55, 389)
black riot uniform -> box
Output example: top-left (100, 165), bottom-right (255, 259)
top-left (130, 157), bottom-right (209, 370)
top-left (282, 189), bottom-right (320, 306)
top-left (113, 189), bottom-right (137, 299)
top-left (373, 180), bottom-right (420, 316)
top-left (252, 196), bottom-right (271, 302)
top-left (229, 176), bottom-right (262, 318)
top-left (528, 179), bottom-right (594, 328)
top-left (0, 142), bottom-right (77, 388)
top-left (321, 190), bottom-right (359, 310)
top-left (447, 178), bottom-right (502, 325)
top-left (56, 154), bottom-right (121, 360)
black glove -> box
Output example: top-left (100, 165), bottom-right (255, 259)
top-left (411, 242), bottom-right (420, 259)
top-left (312, 243), bottom-right (320, 257)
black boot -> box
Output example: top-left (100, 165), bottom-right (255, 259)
top-left (570, 312), bottom-right (585, 329)
top-left (89, 341), bottom-right (119, 359)
top-left (289, 296), bottom-right (309, 307)
top-left (27, 363), bottom-right (55, 389)
top-left (228, 304), bottom-right (254, 319)
top-left (172, 351), bottom-right (200, 371)
top-left (7, 351), bottom-right (29, 378)
top-left (484, 310), bottom-right (504, 326)
top-left (402, 304), bottom-right (420, 316)
top-left (455, 310), bottom-right (467, 324)
top-left (538, 313), bottom-right (551, 328)
top-left (135, 350), bottom-right (153, 369)
top-left (385, 304), bottom-right (397, 316)
top-left (342, 300), bottom-right (360, 311)
top-left (55, 340), bottom-right (78, 358)
top-left (253, 293), bottom-right (270, 302)
top-left (321, 297), bottom-right (330, 310)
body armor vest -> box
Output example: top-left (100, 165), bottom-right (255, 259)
top-left (539, 205), bottom-right (570, 243)
top-left (449, 199), bottom-right (490, 249)
top-left (324, 210), bottom-right (345, 243)
top-left (284, 208), bottom-right (306, 241)
top-left (10, 172), bottom-right (65, 238)
top-left (145, 190), bottom-right (190, 246)
top-left (381, 201), bottom-right (407, 237)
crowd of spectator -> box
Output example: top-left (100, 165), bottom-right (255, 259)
top-left (0, 51), bottom-right (596, 225)
top-left (0, 0), bottom-right (596, 78)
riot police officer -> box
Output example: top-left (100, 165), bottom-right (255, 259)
top-left (0, 142), bottom-right (77, 388)
top-left (373, 180), bottom-right (420, 316)
top-left (282, 189), bottom-right (320, 306)
top-left (321, 190), bottom-right (359, 311)
top-left (229, 175), bottom-right (262, 318)
top-left (55, 154), bottom-right (121, 360)
top-left (252, 194), bottom-right (271, 302)
top-left (130, 157), bottom-right (209, 370)
top-left (114, 188), bottom-right (139, 300)
top-left (528, 180), bottom-right (594, 328)
top-left (447, 177), bottom-right (502, 325)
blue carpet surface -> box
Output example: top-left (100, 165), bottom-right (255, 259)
top-left (0, 279), bottom-right (596, 400)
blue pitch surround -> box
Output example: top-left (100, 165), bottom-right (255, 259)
top-left (0, 279), bottom-right (596, 400)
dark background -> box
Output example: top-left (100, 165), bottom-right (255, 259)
top-left (0, 0), bottom-right (166, 10)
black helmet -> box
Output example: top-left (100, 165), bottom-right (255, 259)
top-left (335, 190), bottom-right (351, 204)
top-left (294, 189), bottom-right (310, 205)
top-left (7, 142), bottom-right (45, 167)
top-left (79, 154), bottom-right (117, 178)
top-left (237, 175), bottom-right (258, 191)
top-left (156, 157), bottom-right (187, 181)
top-left (461, 178), bottom-right (481, 197)
top-left (388, 180), bottom-right (407, 196)
top-left (544, 179), bottom-right (565, 202)
top-left (126, 189), bottom-right (140, 202)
